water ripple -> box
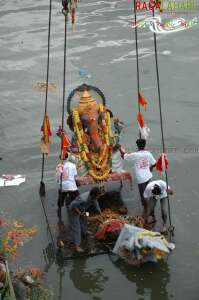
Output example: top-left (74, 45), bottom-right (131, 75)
top-left (111, 48), bottom-right (153, 63)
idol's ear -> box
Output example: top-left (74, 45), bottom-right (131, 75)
top-left (67, 113), bottom-right (74, 131)
top-left (106, 108), bottom-right (113, 118)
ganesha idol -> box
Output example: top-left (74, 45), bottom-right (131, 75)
top-left (66, 84), bottom-right (132, 185)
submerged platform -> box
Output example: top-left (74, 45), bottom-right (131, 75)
top-left (41, 181), bottom-right (169, 263)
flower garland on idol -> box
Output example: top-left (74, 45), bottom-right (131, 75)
top-left (72, 104), bottom-right (113, 181)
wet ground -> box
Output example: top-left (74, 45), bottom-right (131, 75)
top-left (1, 0), bottom-right (199, 299)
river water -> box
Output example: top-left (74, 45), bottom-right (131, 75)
top-left (0, 0), bottom-right (199, 299)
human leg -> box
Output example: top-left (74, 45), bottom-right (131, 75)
top-left (57, 190), bottom-right (64, 219)
top-left (57, 191), bottom-right (69, 219)
top-left (146, 197), bottom-right (157, 223)
top-left (67, 210), bottom-right (82, 247)
top-left (138, 180), bottom-right (150, 217)
top-left (66, 190), bottom-right (79, 207)
top-left (160, 197), bottom-right (167, 232)
top-left (138, 182), bottom-right (147, 205)
top-left (80, 215), bottom-right (88, 236)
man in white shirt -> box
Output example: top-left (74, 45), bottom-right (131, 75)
top-left (56, 153), bottom-right (79, 219)
top-left (120, 139), bottom-right (156, 215)
top-left (143, 180), bottom-right (173, 233)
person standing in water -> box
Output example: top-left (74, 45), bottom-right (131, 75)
top-left (120, 139), bottom-right (156, 217)
top-left (56, 153), bottom-right (79, 219)
top-left (68, 187), bottom-right (102, 253)
top-left (143, 180), bottom-right (174, 233)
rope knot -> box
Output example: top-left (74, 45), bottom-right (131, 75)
top-left (62, 0), bottom-right (69, 15)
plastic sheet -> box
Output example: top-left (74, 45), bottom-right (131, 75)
top-left (113, 224), bottom-right (175, 265)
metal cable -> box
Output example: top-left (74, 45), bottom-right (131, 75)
top-left (40, 196), bottom-right (56, 252)
top-left (40, 0), bottom-right (53, 195)
top-left (152, 8), bottom-right (174, 235)
top-left (59, 8), bottom-right (68, 205)
top-left (132, 0), bottom-right (142, 139)
top-left (38, 0), bottom-right (56, 253)
top-left (133, 0), bottom-right (141, 115)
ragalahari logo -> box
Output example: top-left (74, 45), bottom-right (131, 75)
top-left (161, 0), bottom-right (197, 11)
top-left (135, 0), bottom-right (162, 11)
top-left (135, 0), bottom-right (197, 11)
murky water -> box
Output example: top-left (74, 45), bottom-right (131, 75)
top-left (1, 0), bottom-right (199, 299)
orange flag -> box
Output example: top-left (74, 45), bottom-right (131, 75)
top-left (139, 93), bottom-right (148, 111)
top-left (62, 133), bottom-right (70, 148)
top-left (41, 114), bottom-right (52, 144)
top-left (137, 112), bottom-right (150, 139)
top-left (137, 112), bottom-right (145, 128)
top-left (61, 132), bottom-right (71, 158)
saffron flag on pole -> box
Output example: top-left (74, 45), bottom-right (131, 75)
top-left (156, 153), bottom-right (168, 173)
top-left (41, 114), bottom-right (52, 143)
top-left (137, 112), bottom-right (150, 139)
top-left (40, 114), bottom-right (52, 155)
top-left (61, 132), bottom-right (71, 159)
top-left (139, 93), bottom-right (148, 111)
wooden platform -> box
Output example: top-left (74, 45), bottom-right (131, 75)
top-left (76, 171), bottom-right (133, 186)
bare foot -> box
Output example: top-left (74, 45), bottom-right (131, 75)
top-left (75, 246), bottom-right (84, 253)
top-left (89, 249), bottom-right (95, 255)
top-left (161, 225), bottom-right (168, 234)
top-left (147, 216), bottom-right (156, 224)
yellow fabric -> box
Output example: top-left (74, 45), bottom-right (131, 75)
top-left (42, 114), bottom-right (51, 144)
top-left (137, 230), bottom-right (169, 260)
top-left (40, 114), bottom-right (51, 154)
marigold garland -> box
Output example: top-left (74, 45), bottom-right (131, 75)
top-left (72, 105), bottom-right (113, 181)
top-left (1, 223), bottom-right (37, 260)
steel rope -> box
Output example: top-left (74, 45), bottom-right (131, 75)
top-left (152, 7), bottom-right (174, 235)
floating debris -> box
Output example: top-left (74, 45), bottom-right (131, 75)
top-left (78, 68), bottom-right (91, 78)
top-left (162, 50), bottom-right (171, 56)
top-left (0, 217), bottom-right (37, 260)
top-left (0, 217), bottom-right (51, 300)
top-left (0, 174), bottom-right (26, 187)
top-left (33, 81), bottom-right (58, 92)
top-left (14, 266), bottom-right (53, 300)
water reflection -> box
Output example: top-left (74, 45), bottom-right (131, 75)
top-left (43, 239), bottom-right (108, 299)
top-left (43, 241), bottom-right (66, 300)
top-left (70, 257), bottom-right (108, 295)
top-left (57, 263), bottom-right (66, 300)
top-left (43, 241), bottom-right (55, 273)
top-left (112, 256), bottom-right (170, 300)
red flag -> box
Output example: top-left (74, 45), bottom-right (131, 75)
top-left (156, 153), bottom-right (168, 172)
top-left (139, 93), bottom-right (148, 111)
